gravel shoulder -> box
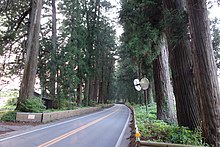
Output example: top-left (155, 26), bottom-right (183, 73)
top-left (0, 122), bottom-right (41, 135)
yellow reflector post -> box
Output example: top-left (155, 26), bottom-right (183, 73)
top-left (135, 132), bottom-right (141, 138)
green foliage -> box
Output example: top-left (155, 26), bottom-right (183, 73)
top-left (20, 98), bottom-right (46, 113)
top-left (89, 100), bottom-right (97, 107)
top-left (6, 97), bottom-right (17, 106)
top-left (162, 9), bottom-right (188, 44)
top-left (82, 97), bottom-right (89, 107)
top-left (54, 97), bottom-right (68, 110)
top-left (0, 90), bottom-right (18, 111)
top-left (1, 105), bottom-right (16, 111)
top-left (0, 90), bottom-right (19, 98)
top-left (0, 111), bottom-right (16, 122)
top-left (53, 0), bottom-right (117, 105)
top-left (117, 0), bottom-right (163, 104)
top-left (114, 55), bottom-right (139, 103)
top-left (1, 0), bottom-right (116, 109)
top-left (211, 17), bottom-right (220, 69)
top-left (169, 126), bottom-right (203, 145)
top-left (134, 104), bottom-right (206, 146)
top-left (0, 1), bottom-right (30, 77)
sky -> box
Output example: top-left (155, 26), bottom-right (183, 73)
top-left (209, 1), bottom-right (220, 20)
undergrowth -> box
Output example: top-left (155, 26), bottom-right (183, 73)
top-left (0, 111), bottom-right (16, 121)
top-left (20, 98), bottom-right (46, 113)
top-left (134, 103), bottom-right (207, 146)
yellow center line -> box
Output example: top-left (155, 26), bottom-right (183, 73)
top-left (37, 108), bottom-right (119, 147)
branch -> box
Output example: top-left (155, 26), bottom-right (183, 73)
top-left (15, 7), bottom-right (31, 31)
top-left (5, 7), bottom-right (31, 34)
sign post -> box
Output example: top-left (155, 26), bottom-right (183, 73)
top-left (140, 77), bottom-right (149, 111)
top-left (134, 76), bottom-right (150, 111)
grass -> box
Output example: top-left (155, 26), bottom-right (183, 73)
top-left (0, 90), bottom-right (18, 98)
top-left (133, 103), bottom-right (207, 146)
top-left (0, 111), bottom-right (16, 121)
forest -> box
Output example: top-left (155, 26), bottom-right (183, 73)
top-left (0, 0), bottom-right (220, 146)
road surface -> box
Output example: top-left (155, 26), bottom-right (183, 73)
top-left (0, 104), bottom-right (131, 147)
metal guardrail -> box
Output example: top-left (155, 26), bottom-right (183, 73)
top-left (133, 107), bottom-right (141, 145)
top-left (139, 141), bottom-right (203, 147)
top-left (126, 105), bottom-right (141, 147)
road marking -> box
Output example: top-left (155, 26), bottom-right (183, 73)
top-left (37, 108), bottom-right (119, 147)
top-left (115, 106), bottom-right (131, 147)
top-left (0, 106), bottom-right (117, 142)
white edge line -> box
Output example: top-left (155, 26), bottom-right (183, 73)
top-left (0, 106), bottom-right (115, 142)
top-left (115, 106), bottom-right (131, 147)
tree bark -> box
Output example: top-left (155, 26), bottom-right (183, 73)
top-left (93, 77), bottom-right (98, 102)
top-left (84, 78), bottom-right (90, 106)
top-left (137, 61), bottom-right (143, 104)
top-left (77, 79), bottom-right (82, 106)
top-left (153, 56), bottom-right (165, 120)
top-left (98, 65), bottom-right (104, 104)
top-left (147, 82), bottom-right (154, 104)
top-left (50, 0), bottom-right (57, 99)
top-left (153, 40), bottom-right (176, 123)
top-left (16, 0), bottom-right (43, 110)
top-left (186, 0), bottom-right (220, 145)
top-left (162, 0), bottom-right (200, 130)
top-left (161, 39), bottom-right (176, 123)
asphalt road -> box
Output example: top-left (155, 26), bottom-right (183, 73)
top-left (0, 104), bottom-right (131, 147)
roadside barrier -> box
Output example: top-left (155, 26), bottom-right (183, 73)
top-left (139, 141), bottom-right (202, 147)
top-left (125, 105), bottom-right (140, 147)
top-left (16, 104), bottom-right (114, 123)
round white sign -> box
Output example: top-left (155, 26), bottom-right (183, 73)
top-left (140, 77), bottom-right (149, 90)
top-left (135, 85), bottom-right (142, 91)
top-left (133, 79), bottom-right (140, 86)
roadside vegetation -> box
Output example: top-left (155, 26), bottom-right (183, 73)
top-left (0, 90), bottom-right (18, 121)
top-left (133, 104), bottom-right (207, 146)
top-left (0, 111), bottom-right (17, 122)
top-left (0, 90), bottom-right (18, 111)
top-left (0, 90), bottom-right (114, 122)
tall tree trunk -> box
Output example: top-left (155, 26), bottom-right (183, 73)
top-left (89, 77), bottom-right (95, 103)
top-left (186, 0), bottom-right (220, 145)
top-left (93, 77), bottom-right (98, 102)
top-left (161, 39), bottom-right (176, 123)
top-left (77, 79), bottom-right (82, 106)
top-left (153, 39), bottom-right (176, 123)
top-left (137, 61), bottom-right (143, 104)
top-left (84, 78), bottom-right (90, 106)
top-left (98, 66), bottom-right (104, 104)
top-left (147, 82), bottom-right (154, 104)
top-left (162, 0), bottom-right (200, 130)
top-left (153, 56), bottom-right (166, 121)
top-left (16, 0), bottom-right (43, 110)
top-left (50, 0), bottom-right (57, 99)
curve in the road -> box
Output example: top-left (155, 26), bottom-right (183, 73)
top-left (37, 108), bottom-right (119, 147)
top-left (0, 104), bottom-right (131, 147)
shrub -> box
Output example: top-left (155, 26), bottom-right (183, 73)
top-left (1, 111), bottom-right (16, 121)
top-left (133, 104), bottom-right (206, 146)
top-left (169, 126), bottom-right (204, 145)
top-left (20, 98), bottom-right (46, 113)
top-left (89, 100), bottom-right (97, 107)
top-left (7, 98), bottom-right (17, 106)
top-left (1, 98), bottom-right (17, 111)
